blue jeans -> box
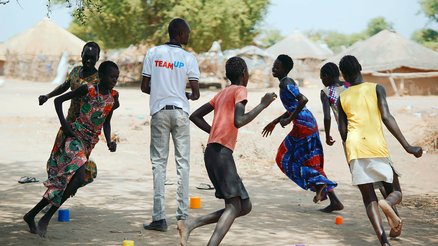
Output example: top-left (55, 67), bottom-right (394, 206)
top-left (150, 108), bottom-right (190, 221)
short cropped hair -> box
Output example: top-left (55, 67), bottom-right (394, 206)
top-left (276, 55), bottom-right (294, 73)
top-left (225, 57), bottom-right (247, 84)
top-left (339, 55), bottom-right (362, 80)
top-left (98, 60), bottom-right (118, 78)
top-left (168, 18), bottom-right (188, 39)
top-left (321, 62), bottom-right (340, 78)
top-left (83, 41), bottom-right (101, 55)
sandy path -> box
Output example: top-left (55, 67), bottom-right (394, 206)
top-left (0, 79), bottom-right (437, 245)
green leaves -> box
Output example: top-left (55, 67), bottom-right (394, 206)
top-left (52, 0), bottom-right (269, 51)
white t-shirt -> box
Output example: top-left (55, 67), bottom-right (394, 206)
top-left (142, 44), bottom-right (200, 115)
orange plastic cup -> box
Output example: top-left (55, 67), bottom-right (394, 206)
top-left (335, 215), bottom-right (343, 225)
top-left (190, 196), bottom-right (201, 209)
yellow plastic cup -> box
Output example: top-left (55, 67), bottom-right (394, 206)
top-left (122, 240), bottom-right (134, 246)
top-left (190, 196), bottom-right (201, 209)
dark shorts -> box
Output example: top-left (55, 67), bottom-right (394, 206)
top-left (204, 143), bottom-right (249, 200)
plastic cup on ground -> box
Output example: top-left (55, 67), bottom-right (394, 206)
top-left (335, 215), bottom-right (343, 225)
top-left (190, 196), bottom-right (201, 209)
top-left (122, 240), bottom-right (134, 246)
top-left (58, 209), bottom-right (70, 222)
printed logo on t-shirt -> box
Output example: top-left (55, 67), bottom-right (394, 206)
top-left (154, 60), bottom-right (184, 70)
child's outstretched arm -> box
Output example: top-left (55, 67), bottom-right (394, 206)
top-left (54, 84), bottom-right (88, 137)
top-left (190, 103), bottom-right (214, 134)
top-left (320, 91), bottom-right (335, 145)
top-left (39, 80), bottom-right (70, 105)
top-left (103, 110), bottom-right (117, 152)
top-left (262, 111), bottom-right (288, 137)
top-left (376, 85), bottom-right (422, 157)
top-left (337, 99), bottom-right (348, 142)
top-left (235, 92), bottom-right (276, 129)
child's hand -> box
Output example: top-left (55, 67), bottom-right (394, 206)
top-left (326, 136), bottom-right (335, 146)
top-left (107, 141), bottom-right (117, 152)
top-left (406, 145), bottom-right (422, 158)
top-left (38, 95), bottom-right (48, 105)
top-left (261, 92), bottom-right (277, 108)
top-left (262, 122), bottom-right (276, 137)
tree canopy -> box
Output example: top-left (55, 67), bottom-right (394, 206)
top-left (50, 0), bottom-right (270, 52)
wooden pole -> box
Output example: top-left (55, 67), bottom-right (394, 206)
top-left (388, 76), bottom-right (399, 96)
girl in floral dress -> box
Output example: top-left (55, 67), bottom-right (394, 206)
top-left (24, 61), bottom-right (120, 237)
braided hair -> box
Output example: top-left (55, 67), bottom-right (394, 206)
top-left (225, 57), bottom-right (247, 85)
top-left (339, 55), bottom-right (362, 82)
top-left (276, 54), bottom-right (294, 73)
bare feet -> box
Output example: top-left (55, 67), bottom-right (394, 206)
top-left (177, 219), bottom-right (191, 246)
top-left (379, 199), bottom-right (402, 232)
top-left (313, 184), bottom-right (327, 203)
top-left (319, 202), bottom-right (344, 213)
top-left (37, 217), bottom-right (50, 238)
top-left (389, 220), bottom-right (403, 238)
top-left (23, 213), bottom-right (37, 234)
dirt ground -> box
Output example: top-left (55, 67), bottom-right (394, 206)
top-left (0, 79), bottom-right (437, 246)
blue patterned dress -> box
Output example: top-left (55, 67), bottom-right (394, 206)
top-left (275, 77), bottom-right (337, 198)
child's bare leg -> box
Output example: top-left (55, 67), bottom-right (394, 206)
top-left (37, 165), bottom-right (86, 237)
top-left (320, 190), bottom-right (344, 213)
top-left (179, 198), bottom-right (251, 246)
top-left (358, 183), bottom-right (390, 246)
top-left (313, 184), bottom-right (327, 203)
top-left (24, 198), bottom-right (50, 234)
top-left (379, 172), bottom-right (402, 237)
top-left (208, 197), bottom-right (248, 246)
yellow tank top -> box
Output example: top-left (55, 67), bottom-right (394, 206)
top-left (340, 82), bottom-right (389, 162)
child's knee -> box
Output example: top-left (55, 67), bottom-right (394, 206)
top-left (240, 199), bottom-right (252, 216)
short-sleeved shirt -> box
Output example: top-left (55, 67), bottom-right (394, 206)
top-left (142, 44), bottom-right (200, 115)
top-left (207, 85), bottom-right (248, 151)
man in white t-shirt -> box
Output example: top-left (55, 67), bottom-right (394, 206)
top-left (141, 18), bottom-right (200, 232)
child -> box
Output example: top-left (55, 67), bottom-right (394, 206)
top-left (180, 57), bottom-right (276, 246)
top-left (24, 61), bottom-right (120, 237)
top-left (337, 55), bottom-right (422, 246)
top-left (262, 55), bottom-right (343, 213)
top-left (38, 42), bottom-right (104, 122)
top-left (319, 62), bottom-right (350, 146)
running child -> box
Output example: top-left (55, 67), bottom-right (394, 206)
top-left (24, 61), bottom-right (120, 237)
top-left (262, 55), bottom-right (343, 213)
top-left (179, 57), bottom-right (276, 246)
top-left (337, 55), bottom-right (422, 246)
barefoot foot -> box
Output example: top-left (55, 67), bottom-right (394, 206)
top-left (379, 199), bottom-right (402, 231)
top-left (23, 213), bottom-right (37, 234)
top-left (37, 218), bottom-right (49, 238)
top-left (389, 220), bottom-right (403, 238)
top-left (177, 219), bottom-right (191, 246)
top-left (313, 184), bottom-right (327, 203)
top-left (319, 202), bottom-right (344, 213)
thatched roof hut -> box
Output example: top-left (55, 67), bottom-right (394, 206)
top-left (4, 17), bottom-right (85, 58)
top-left (3, 17), bottom-right (85, 81)
top-left (323, 30), bottom-right (438, 95)
top-left (266, 31), bottom-right (333, 85)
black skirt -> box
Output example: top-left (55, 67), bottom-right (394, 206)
top-left (204, 143), bottom-right (249, 200)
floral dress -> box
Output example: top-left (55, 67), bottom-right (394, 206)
top-left (322, 82), bottom-right (350, 123)
top-left (64, 66), bottom-right (99, 122)
top-left (275, 77), bottom-right (337, 199)
top-left (43, 84), bottom-right (118, 206)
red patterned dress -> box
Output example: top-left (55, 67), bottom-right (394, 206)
top-left (43, 84), bottom-right (118, 206)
